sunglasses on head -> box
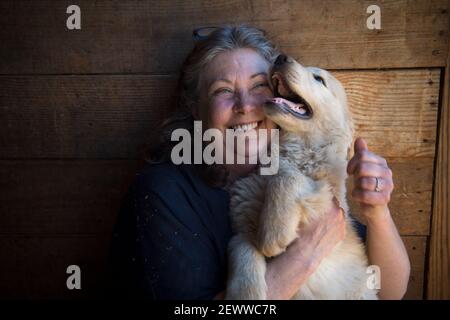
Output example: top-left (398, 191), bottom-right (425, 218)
top-left (192, 26), bottom-right (219, 42)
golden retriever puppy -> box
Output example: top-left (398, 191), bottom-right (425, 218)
top-left (225, 55), bottom-right (378, 300)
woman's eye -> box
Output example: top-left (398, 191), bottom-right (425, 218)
top-left (214, 88), bottom-right (233, 95)
top-left (313, 75), bottom-right (326, 87)
top-left (253, 82), bottom-right (269, 89)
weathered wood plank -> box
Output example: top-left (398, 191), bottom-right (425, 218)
top-left (0, 235), bottom-right (111, 299)
top-left (0, 159), bottom-right (143, 235)
top-left (0, 157), bottom-right (433, 236)
top-left (348, 157), bottom-right (434, 236)
top-left (0, 0), bottom-right (447, 74)
top-left (0, 234), bottom-right (425, 299)
top-left (335, 69), bottom-right (440, 158)
top-left (427, 48), bottom-right (450, 299)
top-left (0, 75), bottom-right (176, 159)
top-left (0, 69), bottom-right (440, 159)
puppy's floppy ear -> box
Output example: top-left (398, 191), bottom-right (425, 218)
top-left (328, 72), bottom-right (355, 160)
top-left (336, 89), bottom-right (347, 107)
top-left (339, 88), bottom-right (355, 161)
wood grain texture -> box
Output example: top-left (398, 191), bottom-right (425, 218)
top-left (0, 75), bottom-right (176, 159)
top-left (0, 158), bottom-right (433, 236)
top-left (426, 49), bottom-right (450, 299)
top-left (0, 0), bottom-right (447, 74)
top-left (0, 234), bottom-right (425, 299)
top-left (0, 159), bottom-right (143, 235)
top-left (0, 69), bottom-right (440, 159)
top-left (335, 69), bottom-right (440, 158)
top-left (0, 234), bottom-right (111, 299)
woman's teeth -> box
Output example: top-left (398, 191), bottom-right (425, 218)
top-left (230, 121), bottom-right (259, 132)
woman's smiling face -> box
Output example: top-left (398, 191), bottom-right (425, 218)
top-left (196, 48), bottom-right (277, 161)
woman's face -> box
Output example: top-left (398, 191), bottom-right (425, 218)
top-left (196, 48), bottom-right (277, 162)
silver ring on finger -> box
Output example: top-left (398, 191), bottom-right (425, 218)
top-left (374, 177), bottom-right (382, 192)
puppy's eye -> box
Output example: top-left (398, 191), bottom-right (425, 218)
top-left (313, 74), bottom-right (326, 87)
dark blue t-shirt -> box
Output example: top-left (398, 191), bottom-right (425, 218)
top-left (109, 162), bottom-right (366, 299)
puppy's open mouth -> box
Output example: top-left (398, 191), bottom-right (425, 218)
top-left (266, 72), bottom-right (313, 120)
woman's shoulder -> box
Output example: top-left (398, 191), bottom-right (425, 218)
top-left (118, 161), bottom-right (232, 248)
top-left (131, 162), bottom-right (194, 195)
top-left (128, 161), bottom-right (228, 204)
top-left (111, 162), bottom-right (232, 299)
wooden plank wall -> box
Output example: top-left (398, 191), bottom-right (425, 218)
top-left (0, 0), bottom-right (448, 299)
top-left (427, 46), bottom-right (450, 299)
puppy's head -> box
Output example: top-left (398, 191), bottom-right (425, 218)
top-left (264, 54), bottom-right (353, 143)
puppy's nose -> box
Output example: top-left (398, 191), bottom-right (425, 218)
top-left (274, 54), bottom-right (288, 66)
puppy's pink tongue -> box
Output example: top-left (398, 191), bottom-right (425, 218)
top-left (270, 97), bottom-right (296, 107)
top-left (270, 97), bottom-right (307, 114)
top-left (270, 97), bottom-right (287, 104)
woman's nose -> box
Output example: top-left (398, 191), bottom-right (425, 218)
top-left (233, 92), bottom-right (257, 114)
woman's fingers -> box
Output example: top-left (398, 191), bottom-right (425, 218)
top-left (311, 199), bottom-right (345, 243)
top-left (355, 176), bottom-right (394, 193)
top-left (352, 188), bottom-right (392, 206)
top-left (351, 163), bottom-right (394, 206)
top-left (353, 162), bottom-right (392, 179)
top-left (318, 202), bottom-right (346, 253)
top-left (347, 138), bottom-right (394, 208)
top-left (347, 139), bottom-right (388, 175)
top-left (297, 198), bottom-right (344, 240)
top-left (347, 150), bottom-right (388, 174)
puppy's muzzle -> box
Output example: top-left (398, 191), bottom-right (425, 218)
top-left (265, 55), bottom-right (313, 120)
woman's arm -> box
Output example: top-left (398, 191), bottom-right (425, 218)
top-left (215, 201), bottom-right (346, 300)
top-left (365, 207), bottom-right (410, 299)
top-left (347, 137), bottom-right (410, 300)
top-left (264, 203), bottom-right (345, 300)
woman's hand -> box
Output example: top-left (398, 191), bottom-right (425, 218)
top-left (264, 199), bottom-right (345, 299)
top-left (346, 137), bottom-right (410, 299)
top-left (290, 197), bottom-right (345, 271)
top-left (346, 137), bottom-right (394, 223)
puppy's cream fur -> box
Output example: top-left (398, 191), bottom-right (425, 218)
top-left (225, 57), bottom-right (378, 300)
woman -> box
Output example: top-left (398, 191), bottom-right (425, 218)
top-left (110, 24), bottom-right (410, 300)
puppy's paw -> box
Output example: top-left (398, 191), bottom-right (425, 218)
top-left (298, 181), bottom-right (334, 221)
top-left (257, 223), bottom-right (297, 258)
top-left (259, 238), bottom-right (286, 258)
